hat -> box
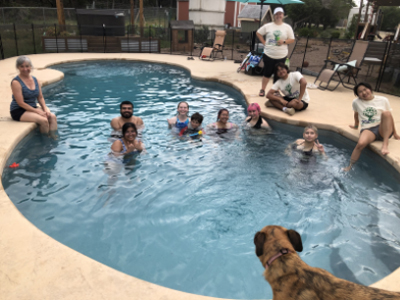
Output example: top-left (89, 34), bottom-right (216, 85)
top-left (274, 7), bottom-right (284, 14)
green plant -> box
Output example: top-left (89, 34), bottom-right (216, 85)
top-left (331, 31), bottom-right (340, 39)
top-left (194, 26), bottom-right (209, 44)
top-left (298, 27), bottom-right (310, 37)
top-left (344, 14), bottom-right (357, 39)
top-left (319, 30), bottom-right (331, 39)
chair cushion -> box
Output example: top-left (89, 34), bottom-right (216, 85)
top-left (333, 60), bottom-right (357, 72)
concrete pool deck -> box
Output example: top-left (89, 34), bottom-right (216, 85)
top-left (0, 53), bottom-right (399, 299)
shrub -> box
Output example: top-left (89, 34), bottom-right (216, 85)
top-left (331, 31), bottom-right (341, 39)
top-left (319, 30), bottom-right (331, 39)
top-left (298, 27), bottom-right (310, 37)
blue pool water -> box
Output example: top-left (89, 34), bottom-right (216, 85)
top-left (3, 61), bottom-right (400, 299)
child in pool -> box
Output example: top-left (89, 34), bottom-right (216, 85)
top-left (245, 103), bottom-right (271, 130)
top-left (179, 112), bottom-right (204, 136)
top-left (167, 101), bottom-right (190, 129)
top-left (286, 124), bottom-right (326, 158)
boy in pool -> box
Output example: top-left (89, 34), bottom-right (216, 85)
top-left (179, 112), bottom-right (204, 137)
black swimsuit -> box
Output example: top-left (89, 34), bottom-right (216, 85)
top-left (246, 117), bottom-right (263, 129)
top-left (292, 142), bottom-right (316, 163)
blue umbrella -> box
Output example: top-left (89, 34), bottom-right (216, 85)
top-left (228, 0), bottom-right (304, 27)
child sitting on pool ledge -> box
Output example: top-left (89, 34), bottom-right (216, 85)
top-left (286, 125), bottom-right (326, 158)
top-left (344, 82), bottom-right (399, 171)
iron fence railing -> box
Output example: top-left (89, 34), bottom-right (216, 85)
top-left (0, 7), bottom-right (176, 28)
top-left (1, 22), bottom-right (399, 96)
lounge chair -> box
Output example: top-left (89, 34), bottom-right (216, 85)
top-left (200, 30), bottom-right (226, 61)
top-left (314, 40), bottom-right (369, 91)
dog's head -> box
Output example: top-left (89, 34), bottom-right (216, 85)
top-left (254, 225), bottom-right (303, 267)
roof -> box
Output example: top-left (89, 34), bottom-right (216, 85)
top-left (170, 20), bottom-right (195, 29)
top-left (237, 5), bottom-right (271, 21)
top-left (76, 9), bottom-right (126, 16)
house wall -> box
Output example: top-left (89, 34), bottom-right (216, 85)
top-left (177, 0), bottom-right (249, 29)
top-left (177, 1), bottom-right (189, 21)
top-left (189, 0), bottom-right (225, 29)
top-left (225, 1), bottom-right (235, 27)
top-left (347, 7), bottom-right (376, 29)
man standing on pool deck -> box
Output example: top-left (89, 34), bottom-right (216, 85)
top-left (111, 101), bottom-right (144, 131)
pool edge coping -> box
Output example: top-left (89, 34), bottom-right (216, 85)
top-left (0, 53), bottom-right (399, 299)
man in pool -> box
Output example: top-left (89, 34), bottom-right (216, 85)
top-left (111, 101), bottom-right (144, 135)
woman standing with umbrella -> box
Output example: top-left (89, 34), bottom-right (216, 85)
top-left (256, 7), bottom-right (295, 98)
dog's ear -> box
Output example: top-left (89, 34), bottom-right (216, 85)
top-left (254, 231), bottom-right (266, 257)
top-left (287, 230), bottom-right (303, 252)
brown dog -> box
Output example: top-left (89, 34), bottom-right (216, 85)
top-left (254, 225), bottom-right (400, 300)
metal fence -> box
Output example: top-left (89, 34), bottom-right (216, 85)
top-left (0, 7), bottom-right (176, 28)
top-left (1, 22), bottom-right (399, 96)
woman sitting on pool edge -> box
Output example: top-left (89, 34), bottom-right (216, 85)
top-left (286, 124), bottom-right (326, 158)
top-left (111, 122), bottom-right (144, 155)
top-left (10, 56), bottom-right (58, 137)
top-left (207, 108), bottom-right (239, 135)
top-left (344, 82), bottom-right (399, 171)
top-left (266, 62), bottom-right (310, 116)
top-left (167, 101), bottom-right (190, 130)
top-left (245, 103), bottom-right (271, 130)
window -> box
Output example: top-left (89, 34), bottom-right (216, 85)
top-left (178, 30), bottom-right (188, 43)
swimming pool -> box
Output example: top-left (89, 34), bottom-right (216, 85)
top-left (2, 61), bottom-right (400, 299)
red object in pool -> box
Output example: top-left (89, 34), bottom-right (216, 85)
top-left (9, 162), bottom-right (19, 168)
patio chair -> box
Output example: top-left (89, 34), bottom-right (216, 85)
top-left (200, 30), bottom-right (226, 61)
top-left (314, 40), bottom-right (369, 91)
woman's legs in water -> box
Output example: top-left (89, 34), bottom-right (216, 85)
top-left (20, 111), bottom-right (50, 134)
top-left (344, 130), bottom-right (376, 171)
top-left (378, 111), bottom-right (395, 155)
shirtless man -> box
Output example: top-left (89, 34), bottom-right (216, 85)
top-left (110, 101), bottom-right (144, 133)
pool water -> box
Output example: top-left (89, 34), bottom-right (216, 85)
top-left (3, 61), bottom-right (400, 299)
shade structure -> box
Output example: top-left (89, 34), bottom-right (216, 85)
top-left (228, 0), bottom-right (304, 27)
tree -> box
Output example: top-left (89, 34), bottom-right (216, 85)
top-left (286, 0), bottom-right (355, 30)
top-left (380, 6), bottom-right (400, 31)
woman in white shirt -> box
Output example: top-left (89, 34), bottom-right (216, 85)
top-left (256, 7), bottom-right (295, 97)
top-left (344, 82), bottom-right (399, 171)
top-left (266, 62), bottom-right (309, 116)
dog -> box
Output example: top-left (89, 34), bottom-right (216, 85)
top-left (254, 225), bottom-right (400, 300)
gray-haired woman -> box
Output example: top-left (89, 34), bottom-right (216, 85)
top-left (10, 56), bottom-right (58, 136)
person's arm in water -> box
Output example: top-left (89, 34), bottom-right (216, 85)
top-left (110, 118), bottom-right (121, 131)
top-left (167, 116), bottom-right (177, 128)
top-left (111, 140), bottom-right (123, 153)
top-left (260, 118), bottom-right (271, 130)
top-left (136, 117), bottom-right (145, 131)
top-left (285, 139), bottom-right (300, 156)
